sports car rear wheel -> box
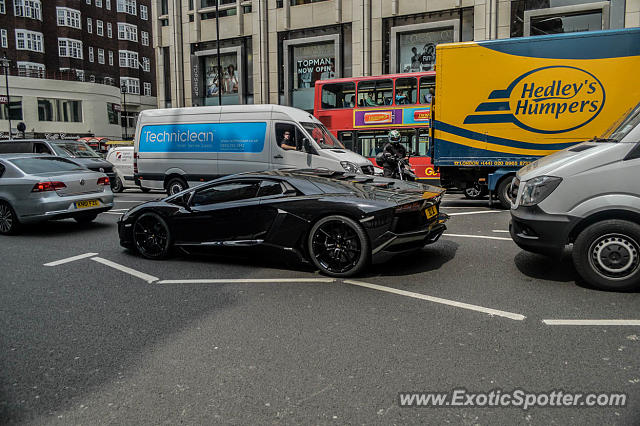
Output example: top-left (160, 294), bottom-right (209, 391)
top-left (308, 215), bottom-right (369, 277)
top-left (133, 212), bottom-right (172, 259)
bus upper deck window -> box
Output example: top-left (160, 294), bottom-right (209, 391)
top-left (321, 82), bottom-right (356, 109)
top-left (395, 77), bottom-right (417, 105)
top-left (419, 76), bottom-right (435, 104)
top-left (358, 79), bottom-right (393, 107)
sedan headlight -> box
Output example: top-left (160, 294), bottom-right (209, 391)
top-left (341, 161), bottom-right (360, 173)
top-left (519, 176), bottom-right (562, 206)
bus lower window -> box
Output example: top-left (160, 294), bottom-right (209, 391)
top-left (395, 77), bottom-right (417, 105)
top-left (357, 79), bottom-right (393, 107)
top-left (357, 130), bottom-right (416, 158)
top-left (419, 76), bottom-right (435, 104)
top-left (321, 82), bottom-right (356, 109)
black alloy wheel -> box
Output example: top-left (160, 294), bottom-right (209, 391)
top-left (0, 201), bottom-right (20, 235)
top-left (133, 212), bottom-right (172, 259)
top-left (308, 215), bottom-right (369, 277)
top-left (464, 183), bottom-right (486, 200)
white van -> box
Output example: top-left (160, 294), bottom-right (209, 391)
top-left (106, 146), bottom-right (151, 193)
top-left (134, 105), bottom-right (375, 195)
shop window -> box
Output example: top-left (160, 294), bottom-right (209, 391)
top-left (321, 82), bottom-right (355, 109)
top-left (107, 103), bottom-right (120, 125)
top-left (419, 76), bottom-right (435, 104)
top-left (510, 0), bottom-right (609, 37)
top-left (0, 96), bottom-right (22, 121)
top-left (357, 79), bottom-right (393, 107)
top-left (395, 77), bottom-right (417, 105)
top-left (37, 99), bottom-right (82, 122)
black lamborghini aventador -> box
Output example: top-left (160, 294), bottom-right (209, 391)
top-left (118, 170), bottom-right (448, 277)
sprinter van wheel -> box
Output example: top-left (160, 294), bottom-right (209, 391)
top-left (166, 177), bottom-right (187, 196)
top-left (497, 177), bottom-right (515, 209)
top-left (572, 220), bottom-right (640, 291)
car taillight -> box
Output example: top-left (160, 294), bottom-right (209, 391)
top-left (32, 181), bottom-right (66, 192)
top-left (133, 151), bottom-right (138, 174)
top-left (97, 177), bottom-right (110, 185)
top-left (394, 201), bottom-right (423, 213)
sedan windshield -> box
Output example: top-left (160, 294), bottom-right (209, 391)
top-left (301, 122), bottom-right (345, 150)
top-left (10, 157), bottom-right (85, 174)
top-left (51, 141), bottom-right (101, 158)
top-left (600, 101), bottom-right (640, 142)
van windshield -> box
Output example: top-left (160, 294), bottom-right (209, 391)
top-left (301, 122), bottom-right (345, 150)
top-left (600, 102), bottom-right (640, 142)
top-left (51, 141), bottom-right (102, 158)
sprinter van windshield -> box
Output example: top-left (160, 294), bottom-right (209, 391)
top-left (301, 122), bottom-right (346, 150)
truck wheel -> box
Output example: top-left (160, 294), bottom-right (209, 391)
top-left (497, 177), bottom-right (515, 209)
top-left (166, 177), bottom-right (187, 196)
top-left (464, 183), bottom-right (486, 200)
top-left (572, 220), bottom-right (640, 291)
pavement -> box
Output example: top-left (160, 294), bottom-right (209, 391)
top-left (1, 189), bottom-right (640, 425)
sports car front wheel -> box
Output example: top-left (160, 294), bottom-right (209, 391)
top-left (133, 212), bottom-right (172, 259)
top-left (308, 215), bottom-right (369, 277)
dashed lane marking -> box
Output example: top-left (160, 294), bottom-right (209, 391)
top-left (344, 280), bottom-right (526, 321)
top-left (492, 230), bottom-right (510, 233)
top-left (91, 257), bottom-right (159, 283)
top-left (43, 252), bottom-right (99, 266)
top-left (447, 210), bottom-right (507, 216)
top-left (444, 233), bottom-right (513, 241)
top-left (158, 278), bottom-right (336, 284)
top-left (542, 320), bottom-right (640, 326)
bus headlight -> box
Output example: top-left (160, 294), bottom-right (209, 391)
top-left (520, 176), bottom-right (562, 206)
top-left (341, 161), bottom-right (360, 173)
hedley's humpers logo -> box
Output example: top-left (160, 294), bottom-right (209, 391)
top-left (464, 66), bottom-right (605, 134)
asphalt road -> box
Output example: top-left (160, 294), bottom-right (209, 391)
top-left (1, 189), bottom-right (640, 425)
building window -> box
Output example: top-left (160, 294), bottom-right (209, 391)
top-left (117, 23), bottom-right (138, 42)
top-left (116, 0), bottom-right (137, 15)
top-left (140, 4), bottom-right (147, 19)
top-left (107, 22), bottom-right (112, 38)
top-left (58, 38), bottom-right (83, 59)
top-left (143, 82), bottom-right (151, 96)
top-left (57, 7), bottom-right (82, 28)
top-left (141, 30), bottom-right (149, 46)
top-left (120, 77), bottom-right (140, 94)
top-left (96, 0), bottom-right (102, 6)
top-left (0, 96), bottom-right (22, 121)
top-left (107, 102), bottom-right (120, 124)
top-left (98, 48), bottom-right (105, 64)
top-left (14, 0), bottom-right (41, 20)
top-left (142, 57), bottom-right (150, 72)
top-left (15, 30), bottom-right (43, 52)
top-left (160, 18), bottom-right (169, 26)
top-left (161, 0), bottom-right (168, 14)
top-left (0, 29), bottom-right (6, 48)
top-left (119, 50), bottom-right (138, 68)
top-left (38, 98), bottom-right (83, 122)
top-left (95, 20), bottom-right (103, 36)
top-left (17, 61), bottom-right (44, 77)
top-left (88, 46), bottom-right (94, 62)
top-left (108, 50), bottom-right (113, 65)
top-left (87, 18), bottom-right (92, 33)
top-left (106, 0), bottom-right (110, 10)
top-left (0, 0), bottom-right (5, 14)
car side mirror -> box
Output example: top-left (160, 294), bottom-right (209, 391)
top-left (177, 192), bottom-right (193, 210)
top-left (283, 188), bottom-right (297, 196)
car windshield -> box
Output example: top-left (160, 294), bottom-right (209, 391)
top-left (10, 157), bottom-right (85, 173)
top-left (51, 141), bottom-right (101, 158)
top-left (301, 122), bottom-right (345, 150)
top-left (600, 101), bottom-right (640, 142)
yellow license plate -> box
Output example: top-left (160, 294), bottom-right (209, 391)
top-left (425, 205), bottom-right (438, 219)
top-left (76, 200), bottom-right (100, 209)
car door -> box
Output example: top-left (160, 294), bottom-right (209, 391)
top-left (172, 179), bottom-right (263, 245)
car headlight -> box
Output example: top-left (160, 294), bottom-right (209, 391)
top-left (341, 161), bottom-right (360, 173)
top-left (519, 176), bottom-right (562, 207)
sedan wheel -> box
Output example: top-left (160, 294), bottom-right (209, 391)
top-left (308, 215), bottom-right (369, 277)
top-left (133, 212), bottom-right (172, 259)
top-left (0, 201), bottom-right (20, 235)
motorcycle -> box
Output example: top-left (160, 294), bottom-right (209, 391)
top-left (376, 152), bottom-right (417, 181)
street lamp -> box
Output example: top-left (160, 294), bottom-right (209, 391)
top-left (121, 84), bottom-right (128, 139)
top-left (215, 0), bottom-right (222, 106)
top-left (0, 54), bottom-right (12, 140)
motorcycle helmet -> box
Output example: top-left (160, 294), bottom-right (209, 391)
top-left (388, 129), bottom-right (401, 144)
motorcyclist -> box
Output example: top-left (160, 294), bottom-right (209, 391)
top-left (381, 130), bottom-right (407, 178)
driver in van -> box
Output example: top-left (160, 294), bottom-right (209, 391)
top-left (280, 130), bottom-right (297, 151)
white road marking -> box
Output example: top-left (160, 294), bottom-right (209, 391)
top-left (157, 278), bottom-right (336, 284)
top-left (344, 280), bottom-right (526, 321)
top-left (543, 319), bottom-right (640, 326)
top-left (447, 210), bottom-right (506, 216)
top-left (104, 212), bottom-right (125, 215)
top-left (114, 200), bottom-right (153, 203)
top-left (441, 206), bottom-right (492, 209)
top-left (43, 252), bottom-right (99, 266)
top-left (109, 208), bottom-right (130, 212)
top-left (492, 230), bottom-right (510, 233)
top-left (91, 257), bottom-right (159, 283)
top-left (444, 233), bottom-right (513, 241)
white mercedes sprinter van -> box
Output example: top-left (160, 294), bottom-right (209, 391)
top-left (134, 105), bottom-right (374, 195)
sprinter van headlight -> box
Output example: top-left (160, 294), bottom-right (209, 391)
top-left (341, 161), bottom-right (360, 173)
top-left (520, 176), bottom-right (562, 206)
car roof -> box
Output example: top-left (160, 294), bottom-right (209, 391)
top-left (0, 153), bottom-right (50, 160)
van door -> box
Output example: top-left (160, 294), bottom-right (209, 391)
top-left (217, 121), bottom-right (270, 175)
top-left (270, 122), bottom-right (337, 171)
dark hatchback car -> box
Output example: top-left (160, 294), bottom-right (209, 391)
top-left (118, 170), bottom-right (448, 277)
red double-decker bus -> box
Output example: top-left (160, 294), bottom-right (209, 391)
top-left (313, 71), bottom-right (438, 182)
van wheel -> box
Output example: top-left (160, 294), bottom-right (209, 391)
top-left (166, 177), bottom-right (187, 196)
top-left (497, 177), bottom-right (515, 209)
top-left (573, 220), bottom-right (640, 291)
top-left (111, 177), bottom-right (124, 193)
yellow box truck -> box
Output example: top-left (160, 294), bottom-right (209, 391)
top-left (432, 28), bottom-right (640, 207)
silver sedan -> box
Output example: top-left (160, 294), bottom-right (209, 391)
top-left (0, 154), bottom-right (114, 234)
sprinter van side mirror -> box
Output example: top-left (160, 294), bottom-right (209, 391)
top-left (302, 138), bottom-right (311, 152)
